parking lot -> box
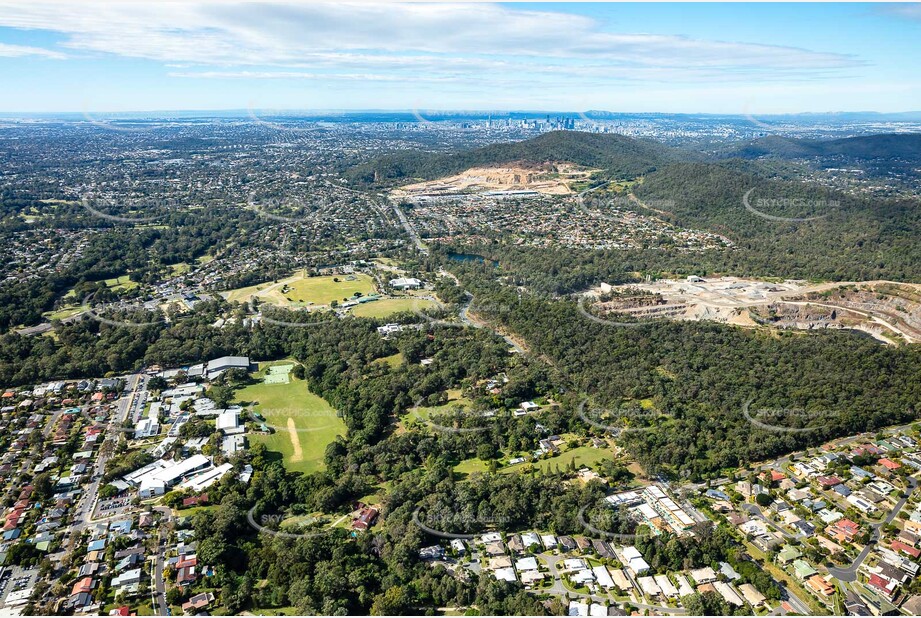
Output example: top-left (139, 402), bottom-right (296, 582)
top-left (0, 566), bottom-right (39, 609)
top-left (96, 496), bottom-right (134, 518)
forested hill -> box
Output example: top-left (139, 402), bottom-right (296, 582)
top-left (720, 133), bottom-right (921, 161)
top-left (632, 161), bottom-right (921, 282)
top-left (345, 130), bottom-right (675, 185)
top-left (466, 278), bottom-right (921, 478)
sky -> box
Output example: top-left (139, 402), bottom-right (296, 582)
top-left (0, 1), bottom-right (919, 114)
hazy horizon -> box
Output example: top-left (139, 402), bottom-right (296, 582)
top-left (3, 108), bottom-right (921, 118)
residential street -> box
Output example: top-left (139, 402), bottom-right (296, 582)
top-left (68, 374), bottom-right (143, 551)
top-left (152, 505), bottom-right (173, 615)
top-left (829, 475), bottom-right (919, 582)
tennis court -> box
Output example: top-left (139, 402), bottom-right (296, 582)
top-left (264, 363), bottom-right (295, 384)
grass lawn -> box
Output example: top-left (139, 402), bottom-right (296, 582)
top-left (176, 504), bottom-right (218, 518)
top-left (59, 273), bottom-right (138, 304)
top-left (454, 458), bottom-right (489, 475)
top-left (404, 389), bottom-right (473, 423)
top-left (502, 446), bottom-right (614, 474)
top-left (246, 607), bottom-right (302, 616)
top-left (44, 304), bottom-right (87, 320)
top-left (372, 352), bottom-right (404, 368)
top-left (351, 297), bottom-right (436, 318)
top-left (130, 602), bottom-right (156, 616)
top-left (103, 274), bottom-right (138, 292)
top-left (358, 482), bottom-right (391, 505)
top-left (252, 359), bottom-right (297, 376)
top-left (284, 273), bottom-right (374, 305)
top-left (235, 371), bottom-right (345, 474)
top-left (224, 272), bottom-right (375, 308)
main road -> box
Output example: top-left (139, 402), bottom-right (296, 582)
top-left (391, 201), bottom-right (427, 254)
top-left (68, 374), bottom-right (144, 550)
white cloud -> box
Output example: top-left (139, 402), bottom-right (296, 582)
top-left (168, 70), bottom-right (463, 83)
top-left (880, 3), bottom-right (921, 20)
top-left (0, 1), bottom-right (861, 82)
top-left (0, 41), bottom-right (64, 59)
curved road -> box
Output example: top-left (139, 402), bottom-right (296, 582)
top-left (538, 554), bottom-right (688, 615)
top-left (457, 292), bottom-right (526, 355)
top-left (741, 503), bottom-right (804, 542)
top-left (828, 476), bottom-right (918, 582)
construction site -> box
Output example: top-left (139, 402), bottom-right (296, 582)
top-left (390, 162), bottom-right (600, 201)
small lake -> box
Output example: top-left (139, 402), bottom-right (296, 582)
top-left (447, 252), bottom-right (498, 267)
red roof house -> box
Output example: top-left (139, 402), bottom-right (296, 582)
top-left (892, 540), bottom-right (921, 558)
top-left (71, 577), bottom-right (95, 595)
top-left (352, 506), bottom-right (379, 531)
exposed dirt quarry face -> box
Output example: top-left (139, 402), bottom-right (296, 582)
top-left (785, 282), bottom-right (921, 343)
top-left (584, 277), bottom-right (921, 344)
top-left (392, 162), bottom-right (599, 198)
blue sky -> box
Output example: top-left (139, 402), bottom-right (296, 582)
top-left (0, 2), bottom-right (918, 113)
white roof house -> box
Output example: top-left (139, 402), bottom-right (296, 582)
top-left (622, 546), bottom-right (643, 560)
top-left (690, 567), bottom-right (718, 584)
top-left (592, 565), bottom-right (615, 589)
top-left (494, 567), bottom-right (517, 583)
top-left (572, 569), bottom-right (595, 585)
top-left (637, 576), bottom-right (662, 598)
top-left (377, 323), bottom-right (403, 336)
top-left (563, 558), bottom-right (588, 571)
top-left (713, 581), bottom-right (745, 607)
top-left (674, 573), bottom-right (695, 597)
top-left (112, 568), bottom-right (142, 588)
top-left (655, 574), bottom-right (679, 598)
top-left (515, 557), bottom-right (538, 572)
top-left (628, 557), bottom-right (650, 575)
top-left (521, 532), bottom-right (541, 548)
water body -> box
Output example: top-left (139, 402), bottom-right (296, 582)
top-left (447, 252), bottom-right (498, 267)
